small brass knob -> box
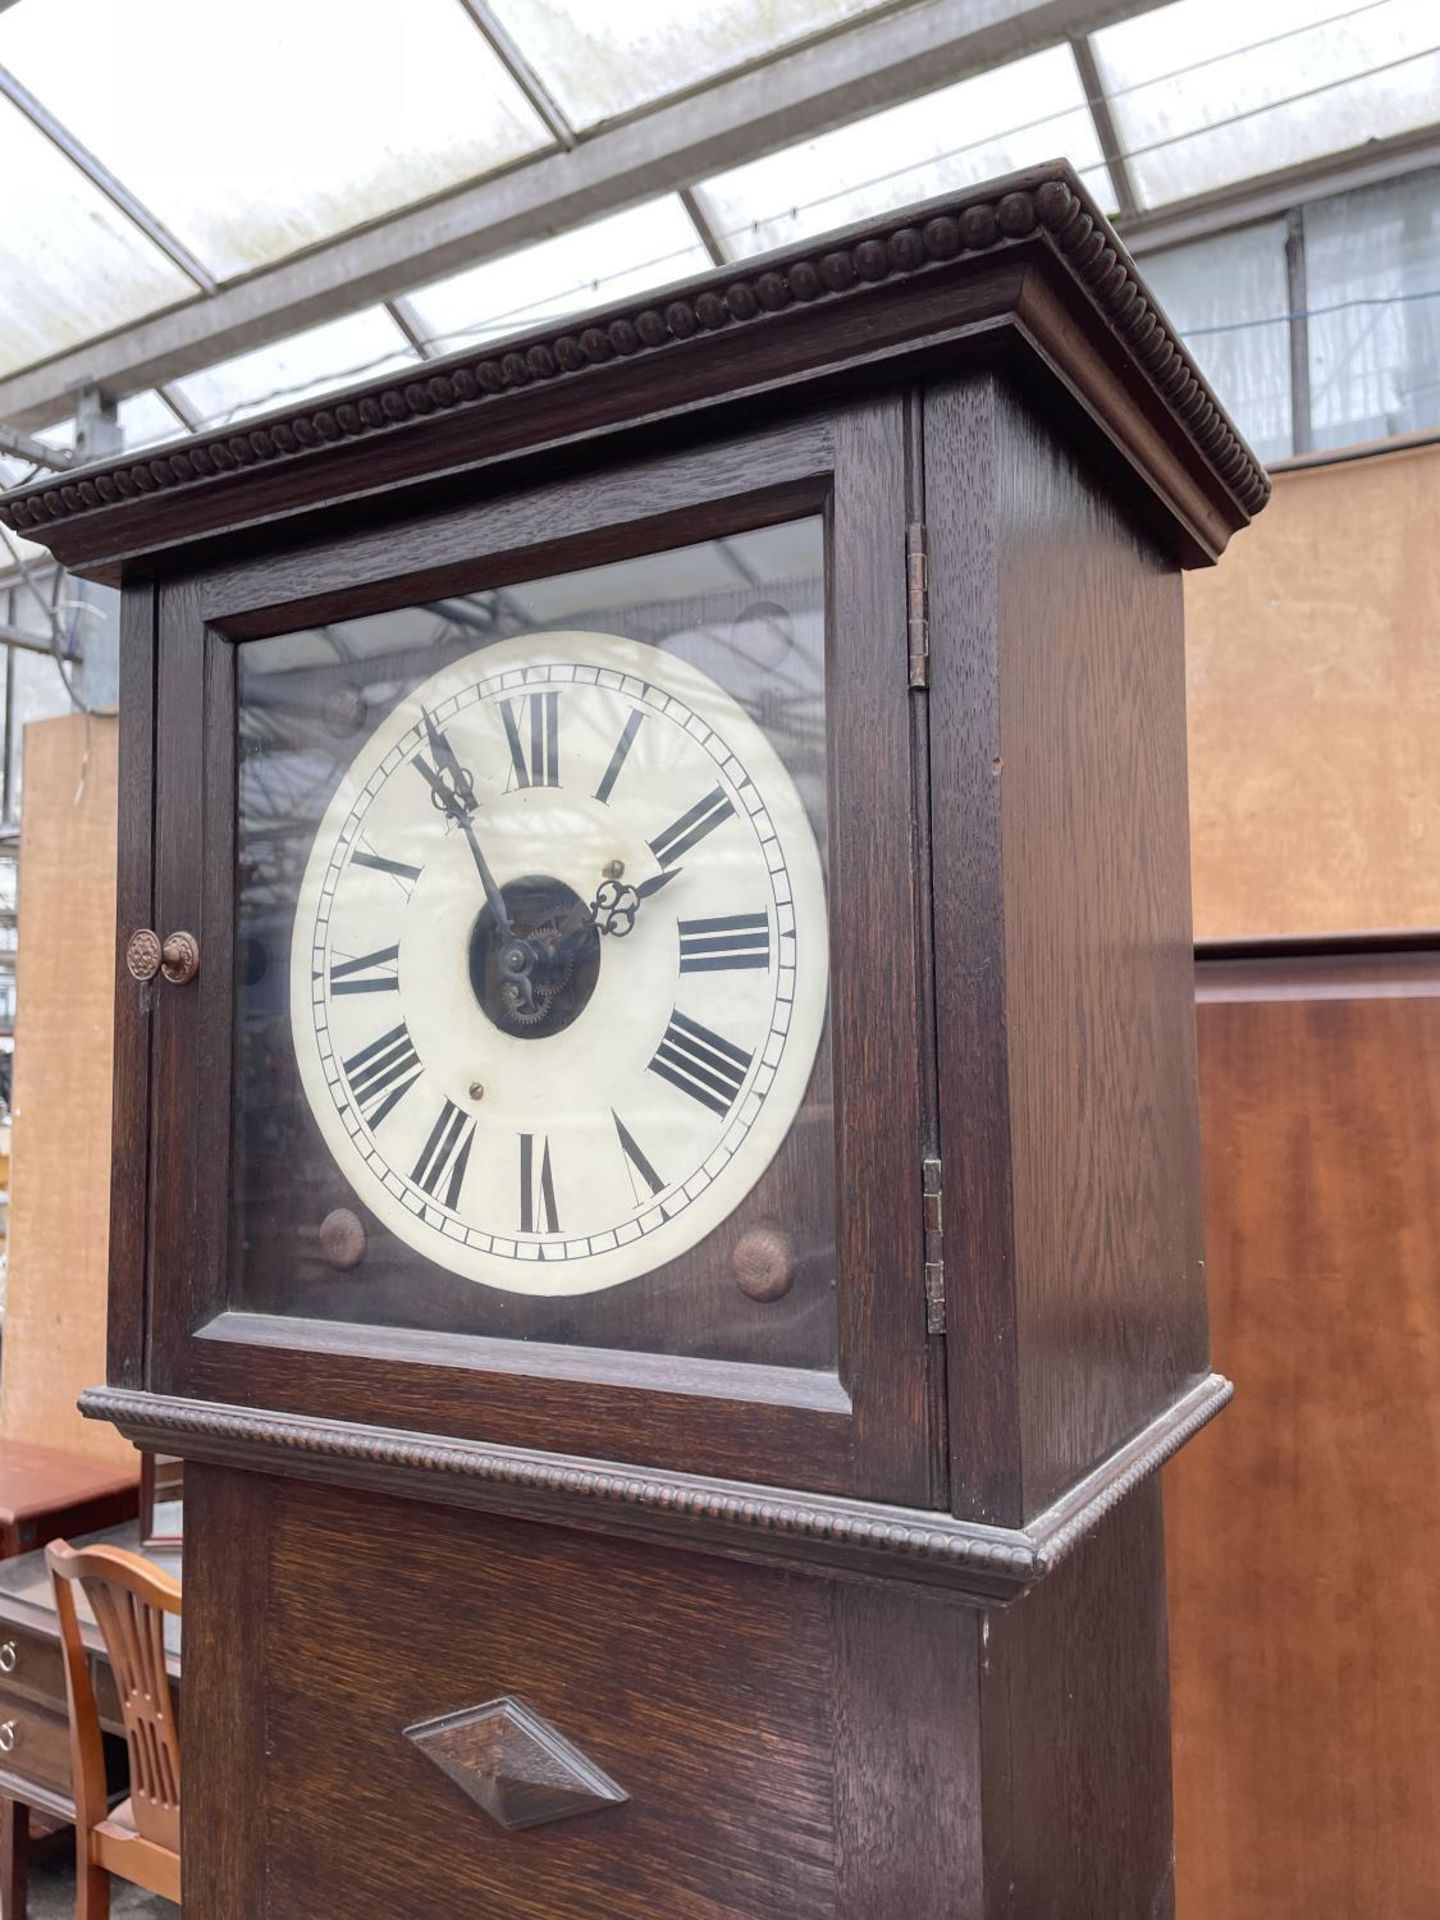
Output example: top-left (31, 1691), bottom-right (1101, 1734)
top-left (126, 928), bottom-right (162, 981)
top-left (0, 1721), bottom-right (17, 1754)
top-left (160, 931), bottom-right (200, 985)
top-left (0, 1641), bottom-right (15, 1675)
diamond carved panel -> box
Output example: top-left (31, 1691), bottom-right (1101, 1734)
top-left (404, 1696), bottom-right (629, 1832)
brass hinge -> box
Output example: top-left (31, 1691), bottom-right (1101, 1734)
top-left (922, 1154), bottom-right (945, 1335)
top-left (906, 521), bottom-right (929, 690)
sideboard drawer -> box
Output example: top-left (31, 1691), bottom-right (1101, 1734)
top-left (0, 1696), bottom-right (74, 1797)
top-left (0, 1624), bottom-right (66, 1712)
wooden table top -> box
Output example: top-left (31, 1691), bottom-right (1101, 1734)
top-left (0, 1443), bottom-right (139, 1529)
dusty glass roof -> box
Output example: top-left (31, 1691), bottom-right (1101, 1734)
top-left (0, 0), bottom-right (1435, 464)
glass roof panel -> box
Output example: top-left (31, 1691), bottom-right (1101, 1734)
top-left (0, 96), bottom-right (196, 379)
top-left (699, 45), bottom-right (1114, 258)
top-left (1140, 220), bottom-right (1293, 462)
top-left (1306, 169), bottom-right (1440, 450)
top-left (169, 309), bottom-right (417, 430)
top-left (116, 390), bottom-right (187, 450)
top-left (1094, 0), bottom-right (1440, 209)
top-left (0, 0), bottom-right (551, 281)
top-left (404, 198), bottom-right (712, 353)
top-left (489, 0), bottom-right (897, 130)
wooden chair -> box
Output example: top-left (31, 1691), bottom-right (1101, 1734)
top-left (46, 1540), bottom-right (181, 1916)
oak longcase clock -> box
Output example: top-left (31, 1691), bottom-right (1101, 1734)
top-left (4, 163), bottom-right (1267, 1918)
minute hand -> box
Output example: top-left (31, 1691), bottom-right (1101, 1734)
top-left (414, 711), bottom-right (513, 938)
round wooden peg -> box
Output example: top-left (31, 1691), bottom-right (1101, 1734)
top-left (732, 1225), bottom-right (797, 1302)
top-left (318, 1208), bottom-right (367, 1271)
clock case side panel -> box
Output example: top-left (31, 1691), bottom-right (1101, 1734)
top-left (926, 371), bottom-right (1209, 1529)
top-left (140, 404), bottom-right (936, 1506)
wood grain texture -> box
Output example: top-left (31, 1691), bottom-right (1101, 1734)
top-left (981, 1478), bottom-right (1175, 1920)
top-left (107, 583), bottom-right (156, 1391)
top-left (147, 594), bottom-right (237, 1397)
top-left (1186, 440), bottom-right (1440, 939)
top-left (833, 1580), bottom-right (984, 1916)
top-left (924, 374), bottom-right (1020, 1525)
top-left (928, 373), bottom-right (1209, 1525)
top-left (180, 1462), bottom-right (268, 1920)
top-left (1168, 949), bottom-right (1440, 1919)
top-left (994, 378), bottom-right (1208, 1519)
top-left (262, 1477), bottom-right (840, 1919)
top-left (828, 397), bottom-right (931, 1503)
top-left (1, 714), bottom-right (135, 1470)
top-left (183, 1464), bottom-right (1187, 1918)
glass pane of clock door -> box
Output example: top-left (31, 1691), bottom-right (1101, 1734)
top-left (232, 517), bottom-right (837, 1371)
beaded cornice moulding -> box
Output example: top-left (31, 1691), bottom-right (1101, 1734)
top-left (80, 1373), bottom-right (1232, 1606)
top-left (1, 163), bottom-right (1266, 579)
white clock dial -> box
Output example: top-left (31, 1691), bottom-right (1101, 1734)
top-left (289, 631), bottom-right (828, 1296)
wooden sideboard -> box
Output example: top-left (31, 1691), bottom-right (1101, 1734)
top-left (0, 1523), bottom-right (180, 1918)
top-left (1170, 937), bottom-right (1440, 1918)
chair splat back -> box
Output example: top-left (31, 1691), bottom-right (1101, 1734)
top-left (84, 1571), bottom-right (181, 1847)
top-left (48, 1538), bottom-right (183, 1908)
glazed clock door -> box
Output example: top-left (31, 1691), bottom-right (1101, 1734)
top-left (287, 627), bottom-right (829, 1298)
top-left (143, 404), bottom-right (936, 1503)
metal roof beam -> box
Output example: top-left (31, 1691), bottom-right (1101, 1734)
top-left (0, 423), bottom-right (73, 468)
top-left (1071, 35), bottom-right (1138, 219)
top-left (1118, 126), bottom-right (1440, 256)
top-left (0, 63), bottom-right (217, 295)
top-left (456, 0), bottom-right (576, 150)
top-left (0, 0), bottom-right (1165, 431)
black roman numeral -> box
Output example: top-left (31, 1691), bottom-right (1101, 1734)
top-left (648, 1011), bottom-right (752, 1118)
top-left (344, 1023), bottom-right (422, 1128)
top-left (501, 691), bottom-right (559, 789)
top-left (648, 786), bottom-right (736, 868)
top-left (328, 945), bottom-right (400, 995)
top-left (352, 845), bottom-right (422, 893)
top-left (519, 1132), bottom-right (559, 1233)
top-left (411, 1099), bottom-right (476, 1210)
top-left (613, 1110), bottom-right (665, 1203)
top-left (594, 709), bottom-right (644, 805)
top-left (678, 913), bottom-right (771, 973)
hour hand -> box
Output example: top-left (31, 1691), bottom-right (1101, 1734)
top-left (635, 869), bottom-right (680, 902)
top-left (590, 867), bottom-right (681, 937)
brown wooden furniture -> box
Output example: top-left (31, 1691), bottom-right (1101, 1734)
top-left (46, 1540), bottom-right (181, 1916)
top-left (0, 1445), bottom-right (138, 1562)
top-left (1168, 936), bottom-right (1440, 1919)
top-left (3, 161), bottom-right (1266, 1917)
top-left (0, 1524), bottom-right (180, 1920)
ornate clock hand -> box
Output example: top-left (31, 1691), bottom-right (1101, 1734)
top-left (414, 712), bottom-right (538, 1009)
top-left (590, 866), bottom-right (682, 937)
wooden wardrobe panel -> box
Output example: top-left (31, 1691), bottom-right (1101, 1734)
top-left (1169, 952), bottom-right (1440, 1919)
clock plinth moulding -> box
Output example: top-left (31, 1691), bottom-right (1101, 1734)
top-left (35, 162), bottom-right (1263, 1917)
